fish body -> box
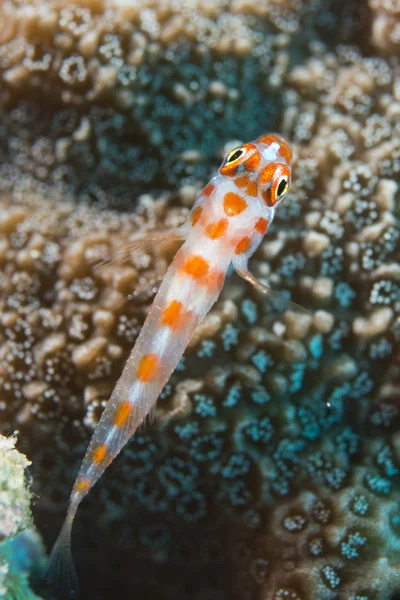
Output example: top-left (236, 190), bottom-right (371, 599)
top-left (47, 133), bottom-right (293, 596)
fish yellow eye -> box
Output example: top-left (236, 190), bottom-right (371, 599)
top-left (276, 175), bottom-right (289, 199)
top-left (220, 143), bottom-right (257, 177)
top-left (226, 147), bottom-right (244, 163)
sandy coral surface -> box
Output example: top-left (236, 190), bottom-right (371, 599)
top-left (0, 1), bottom-right (399, 599)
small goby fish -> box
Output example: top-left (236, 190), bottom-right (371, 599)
top-left (47, 133), bottom-right (294, 596)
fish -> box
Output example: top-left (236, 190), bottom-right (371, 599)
top-left (46, 132), bottom-right (297, 597)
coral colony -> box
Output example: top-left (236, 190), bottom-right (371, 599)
top-left (0, 1), bottom-right (399, 599)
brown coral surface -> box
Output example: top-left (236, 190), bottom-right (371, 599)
top-left (0, 1), bottom-right (400, 600)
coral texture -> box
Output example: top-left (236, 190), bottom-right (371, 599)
top-left (0, 435), bottom-right (32, 541)
top-left (0, 0), bottom-right (360, 204)
top-left (0, 1), bottom-right (399, 600)
top-left (0, 435), bottom-right (45, 599)
top-left (368, 0), bottom-right (400, 54)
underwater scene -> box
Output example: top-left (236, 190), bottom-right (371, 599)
top-left (0, 1), bottom-right (399, 599)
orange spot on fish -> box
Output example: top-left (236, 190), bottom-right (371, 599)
top-left (191, 206), bottom-right (203, 226)
top-left (246, 181), bottom-right (258, 197)
top-left (182, 255), bottom-right (209, 279)
top-left (137, 354), bottom-right (160, 382)
top-left (76, 479), bottom-right (90, 494)
top-left (260, 163), bottom-right (279, 206)
top-left (223, 192), bottom-right (247, 217)
top-left (255, 217), bottom-right (268, 235)
top-left (259, 163), bottom-right (277, 186)
top-left (114, 401), bottom-right (132, 427)
top-left (203, 183), bottom-right (214, 197)
top-left (235, 176), bottom-right (249, 189)
top-left (235, 236), bottom-right (251, 254)
top-left (160, 300), bottom-right (183, 330)
top-left (278, 142), bottom-right (292, 163)
top-left (257, 134), bottom-right (292, 164)
top-left (93, 443), bottom-right (107, 464)
top-left (206, 218), bottom-right (228, 240)
top-left (208, 268), bottom-right (225, 294)
top-left (244, 148), bottom-right (261, 171)
top-left (220, 162), bottom-right (238, 177)
top-left (257, 133), bottom-right (279, 145)
top-left (262, 190), bottom-right (275, 206)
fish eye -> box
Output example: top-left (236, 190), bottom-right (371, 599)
top-left (226, 147), bottom-right (244, 163)
top-left (276, 176), bottom-right (289, 199)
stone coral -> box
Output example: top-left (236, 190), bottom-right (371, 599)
top-left (0, 0), bottom-right (400, 599)
top-left (0, 0), bottom-right (360, 205)
top-left (368, 0), bottom-right (400, 54)
top-left (0, 435), bottom-right (32, 541)
top-left (0, 435), bottom-right (45, 599)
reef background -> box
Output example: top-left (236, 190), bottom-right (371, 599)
top-left (0, 434), bottom-right (46, 599)
top-left (0, 1), bottom-right (399, 599)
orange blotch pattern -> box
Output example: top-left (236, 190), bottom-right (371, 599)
top-left (206, 218), bottom-right (228, 240)
top-left (76, 479), bottom-right (90, 494)
top-left (114, 400), bottom-right (132, 427)
top-left (137, 353), bottom-right (160, 383)
top-left (160, 300), bottom-right (183, 330)
top-left (235, 176), bottom-right (258, 197)
top-left (260, 163), bottom-right (280, 206)
top-left (208, 268), bottom-right (225, 294)
top-left (244, 149), bottom-right (261, 171)
top-left (259, 163), bottom-right (278, 186)
top-left (262, 190), bottom-right (275, 206)
top-left (235, 176), bottom-right (249, 189)
top-left (235, 237), bottom-right (251, 254)
top-left (223, 192), bottom-right (247, 216)
top-left (278, 142), bottom-right (292, 163)
top-left (220, 162), bottom-right (238, 177)
top-left (257, 134), bottom-right (292, 164)
top-left (202, 183), bottom-right (214, 197)
top-left (182, 255), bottom-right (209, 279)
top-left (257, 133), bottom-right (280, 146)
top-left (92, 443), bottom-right (107, 464)
top-left (246, 181), bottom-right (258, 197)
top-left (191, 206), bottom-right (203, 226)
top-left (255, 217), bottom-right (268, 235)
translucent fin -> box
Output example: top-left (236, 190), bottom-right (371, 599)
top-left (95, 228), bottom-right (187, 270)
top-left (146, 402), bottom-right (157, 425)
top-left (45, 511), bottom-right (79, 599)
top-left (233, 261), bottom-right (312, 316)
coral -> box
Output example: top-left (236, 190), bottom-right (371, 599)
top-left (0, 1), bottom-right (400, 600)
top-left (0, 435), bottom-right (32, 541)
top-left (368, 0), bottom-right (400, 54)
top-left (0, 435), bottom-right (45, 599)
top-left (0, 0), bottom-right (361, 206)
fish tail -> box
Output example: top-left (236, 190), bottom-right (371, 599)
top-left (46, 242), bottom-right (226, 597)
top-left (46, 506), bottom-right (79, 598)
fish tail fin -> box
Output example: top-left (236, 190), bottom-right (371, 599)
top-left (46, 507), bottom-right (79, 599)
